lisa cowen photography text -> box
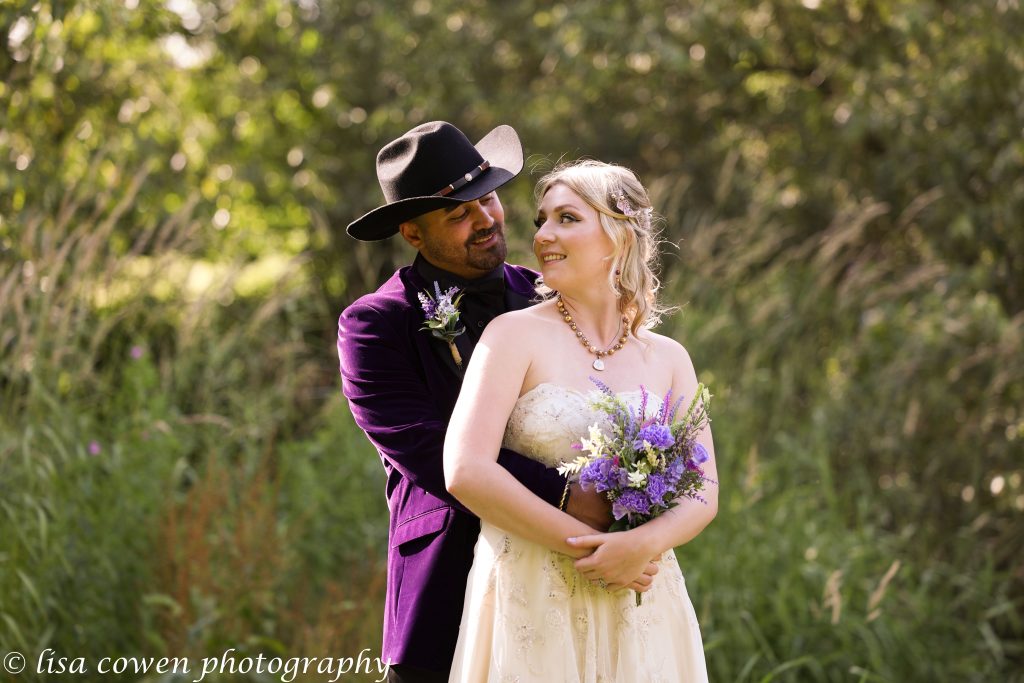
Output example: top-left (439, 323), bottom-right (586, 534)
top-left (16, 647), bottom-right (389, 683)
top-left (558, 377), bottom-right (716, 604)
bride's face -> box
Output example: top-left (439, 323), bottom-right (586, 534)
top-left (533, 184), bottom-right (616, 292)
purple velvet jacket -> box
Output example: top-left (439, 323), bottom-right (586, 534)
top-left (337, 262), bottom-right (565, 672)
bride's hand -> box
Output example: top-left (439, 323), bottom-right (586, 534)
top-left (567, 532), bottom-right (660, 591)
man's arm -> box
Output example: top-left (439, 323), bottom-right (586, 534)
top-left (565, 482), bottom-right (613, 530)
top-left (338, 299), bottom-right (567, 510)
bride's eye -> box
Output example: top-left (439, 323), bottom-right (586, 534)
top-left (560, 213), bottom-right (578, 224)
top-left (533, 216), bottom-right (544, 229)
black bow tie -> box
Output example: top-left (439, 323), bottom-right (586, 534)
top-left (461, 276), bottom-right (505, 297)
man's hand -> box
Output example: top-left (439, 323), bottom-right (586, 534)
top-left (564, 482), bottom-right (613, 531)
top-left (568, 533), bottom-right (661, 591)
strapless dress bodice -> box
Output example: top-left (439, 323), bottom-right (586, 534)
top-left (502, 382), bottom-right (650, 469)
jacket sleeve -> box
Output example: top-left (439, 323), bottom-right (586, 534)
top-left (338, 299), bottom-right (566, 511)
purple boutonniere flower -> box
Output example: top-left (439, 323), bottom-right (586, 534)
top-left (419, 281), bottom-right (466, 367)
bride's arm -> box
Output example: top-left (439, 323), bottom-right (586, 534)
top-left (626, 340), bottom-right (719, 549)
top-left (444, 314), bottom-right (597, 558)
top-left (570, 340), bottom-right (719, 586)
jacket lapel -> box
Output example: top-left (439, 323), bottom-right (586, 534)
top-left (504, 264), bottom-right (540, 312)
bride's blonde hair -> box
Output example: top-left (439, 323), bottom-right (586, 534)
top-left (534, 159), bottom-right (667, 337)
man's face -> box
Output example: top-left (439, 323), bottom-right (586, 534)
top-left (399, 192), bottom-right (508, 279)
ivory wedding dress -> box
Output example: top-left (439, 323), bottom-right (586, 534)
top-left (449, 383), bottom-right (709, 682)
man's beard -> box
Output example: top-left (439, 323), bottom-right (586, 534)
top-left (463, 226), bottom-right (507, 271)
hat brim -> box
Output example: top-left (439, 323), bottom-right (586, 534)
top-left (346, 124), bottom-right (524, 241)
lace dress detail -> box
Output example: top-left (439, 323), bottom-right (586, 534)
top-left (449, 384), bottom-right (708, 683)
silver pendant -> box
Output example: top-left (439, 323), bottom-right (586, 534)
top-left (592, 358), bottom-right (605, 371)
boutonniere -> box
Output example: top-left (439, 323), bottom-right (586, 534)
top-left (418, 282), bottom-right (466, 368)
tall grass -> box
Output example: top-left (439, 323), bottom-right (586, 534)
top-left (656, 173), bottom-right (1024, 681)
top-left (0, 160), bottom-right (387, 681)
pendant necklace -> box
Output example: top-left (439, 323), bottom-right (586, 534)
top-left (556, 296), bottom-right (628, 371)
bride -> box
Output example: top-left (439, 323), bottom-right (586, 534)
top-left (443, 160), bottom-right (716, 682)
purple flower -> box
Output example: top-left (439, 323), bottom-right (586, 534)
top-left (130, 345), bottom-right (144, 360)
top-left (654, 388), bottom-right (669, 423)
top-left (580, 458), bottom-right (629, 493)
top-left (668, 393), bottom-right (686, 424)
top-left (645, 473), bottom-right (670, 505)
top-left (622, 404), bottom-right (642, 443)
top-left (588, 375), bottom-right (615, 398)
top-left (88, 441), bottom-right (101, 456)
top-left (578, 460), bottom-right (603, 490)
top-left (690, 443), bottom-right (709, 465)
top-left (634, 423), bottom-right (673, 450)
top-left (665, 456), bottom-right (687, 484)
top-left (588, 376), bottom-right (633, 426)
top-left (417, 292), bottom-right (437, 318)
top-left (612, 489), bottom-right (651, 520)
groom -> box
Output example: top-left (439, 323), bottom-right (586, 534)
top-left (337, 121), bottom-right (615, 682)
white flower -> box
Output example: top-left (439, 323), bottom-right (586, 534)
top-left (579, 424), bottom-right (606, 457)
top-left (437, 299), bottom-right (458, 318)
top-left (557, 455), bottom-right (589, 476)
top-left (628, 470), bottom-right (648, 488)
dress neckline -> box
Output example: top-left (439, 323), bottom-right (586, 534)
top-left (517, 381), bottom-right (649, 402)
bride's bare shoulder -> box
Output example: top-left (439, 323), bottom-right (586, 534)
top-left (639, 328), bottom-right (697, 374)
top-left (481, 300), bottom-right (560, 344)
top-left (487, 300), bottom-right (559, 328)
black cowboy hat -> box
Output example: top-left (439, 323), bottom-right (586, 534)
top-left (346, 121), bottom-right (524, 241)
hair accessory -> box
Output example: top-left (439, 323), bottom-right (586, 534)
top-left (614, 193), bottom-right (653, 231)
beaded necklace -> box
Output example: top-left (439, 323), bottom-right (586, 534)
top-left (555, 296), bottom-right (629, 371)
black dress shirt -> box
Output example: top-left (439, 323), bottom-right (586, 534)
top-left (413, 254), bottom-right (536, 371)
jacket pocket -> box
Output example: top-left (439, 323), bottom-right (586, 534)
top-left (391, 507), bottom-right (450, 548)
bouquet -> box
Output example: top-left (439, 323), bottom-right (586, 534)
top-left (557, 377), bottom-right (714, 604)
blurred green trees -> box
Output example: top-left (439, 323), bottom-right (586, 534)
top-left (5, 1), bottom-right (1022, 300)
top-left (2, 1), bottom-right (1022, 681)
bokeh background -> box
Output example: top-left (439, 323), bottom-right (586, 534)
top-left (2, 1), bottom-right (1022, 681)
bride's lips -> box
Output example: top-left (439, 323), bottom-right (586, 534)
top-left (538, 251), bottom-right (566, 265)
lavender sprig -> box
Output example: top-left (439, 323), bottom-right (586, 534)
top-left (418, 281), bottom-right (466, 367)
